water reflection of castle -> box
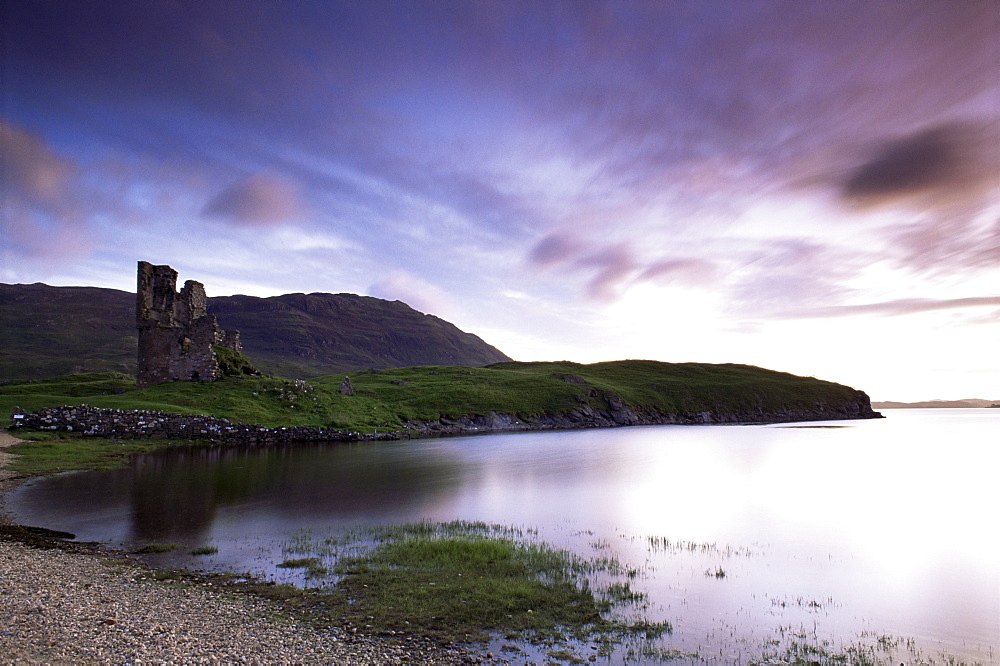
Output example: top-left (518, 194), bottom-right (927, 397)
top-left (127, 445), bottom-right (463, 543)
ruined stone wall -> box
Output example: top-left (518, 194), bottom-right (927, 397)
top-left (136, 261), bottom-right (242, 389)
top-left (8, 405), bottom-right (398, 444)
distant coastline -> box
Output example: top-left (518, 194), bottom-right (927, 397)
top-left (872, 398), bottom-right (999, 409)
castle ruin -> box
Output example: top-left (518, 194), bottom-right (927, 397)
top-left (136, 261), bottom-right (242, 389)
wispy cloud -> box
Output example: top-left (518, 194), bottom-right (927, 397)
top-left (368, 270), bottom-right (452, 317)
top-left (638, 258), bottom-right (720, 288)
top-left (779, 296), bottom-right (1000, 320)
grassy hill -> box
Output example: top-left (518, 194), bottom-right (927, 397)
top-left (1, 361), bottom-right (878, 433)
top-left (0, 283), bottom-right (510, 380)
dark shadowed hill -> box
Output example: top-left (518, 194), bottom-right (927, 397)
top-left (0, 283), bottom-right (511, 380)
top-left (207, 292), bottom-right (510, 378)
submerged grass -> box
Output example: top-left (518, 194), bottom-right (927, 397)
top-left (134, 542), bottom-right (178, 554)
top-left (277, 557), bottom-right (328, 577)
top-left (745, 628), bottom-right (965, 666)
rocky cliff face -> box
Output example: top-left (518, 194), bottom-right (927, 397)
top-left (405, 389), bottom-right (882, 435)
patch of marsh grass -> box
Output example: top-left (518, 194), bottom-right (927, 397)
top-left (292, 521), bottom-right (670, 654)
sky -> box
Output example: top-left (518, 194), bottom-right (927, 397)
top-left (2, 0), bottom-right (998, 402)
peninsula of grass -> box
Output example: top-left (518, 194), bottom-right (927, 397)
top-left (2, 359), bottom-right (874, 436)
top-left (296, 521), bottom-right (669, 653)
top-left (3, 430), bottom-right (186, 476)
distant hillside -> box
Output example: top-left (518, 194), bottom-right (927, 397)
top-left (872, 399), bottom-right (999, 409)
top-left (0, 283), bottom-right (511, 380)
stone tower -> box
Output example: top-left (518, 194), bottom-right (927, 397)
top-left (136, 261), bottom-right (242, 389)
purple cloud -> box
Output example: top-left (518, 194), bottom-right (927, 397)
top-left (0, 120), bottom-right (93, 263)
top-left (528, 233), bottom-right (584, 267)
top-left (0, 119), bottom-right (75, 206)
top-left (529, 233), bottom-right (721, 302)
top-left (202, 174), bottom-right (304, 226)
top-left (578, 245), bottom-right (637, 302)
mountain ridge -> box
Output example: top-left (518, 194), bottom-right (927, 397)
top-left (0, 282), bottom-right (511, 380)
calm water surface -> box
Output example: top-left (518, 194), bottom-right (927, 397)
top-left (11, 409), bottom-right (999, 663)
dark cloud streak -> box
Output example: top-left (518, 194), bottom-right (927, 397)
top-left (835, 122), bottom-right (1000, 275)
top-left (842, 123), bottom-right (998, 206)
top-left (843, 127), bottom-right (960, 201)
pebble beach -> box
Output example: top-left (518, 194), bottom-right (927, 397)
top-left (0, 431), bottom-right (482, 665)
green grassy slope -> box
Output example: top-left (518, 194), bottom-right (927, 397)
top-left (1, 361), bottom-right (876, 433)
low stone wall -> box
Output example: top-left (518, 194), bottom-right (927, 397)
top-left (7, 405), bottom-right (398, 444)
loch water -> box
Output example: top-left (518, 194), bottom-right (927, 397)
top-left (9, 408), bottom-right (998, 663)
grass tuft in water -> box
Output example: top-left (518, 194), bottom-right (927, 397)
top-left (134, 542), bottom-right (178, 554)
top-left (277, 557), bottom-right (328, 577)
top-left (190, 546), bottom-right (218, 556)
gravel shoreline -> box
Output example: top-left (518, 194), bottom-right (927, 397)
top-left (0, 431), bottom-right (488, 664)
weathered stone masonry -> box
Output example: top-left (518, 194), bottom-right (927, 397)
top-left (136, 261), bottom-right (242, 389)
top-left (8, 405), bottom-right (399, 444)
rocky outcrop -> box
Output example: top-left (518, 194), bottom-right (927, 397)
top-left (405, 390), bottom-right (881, 435)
